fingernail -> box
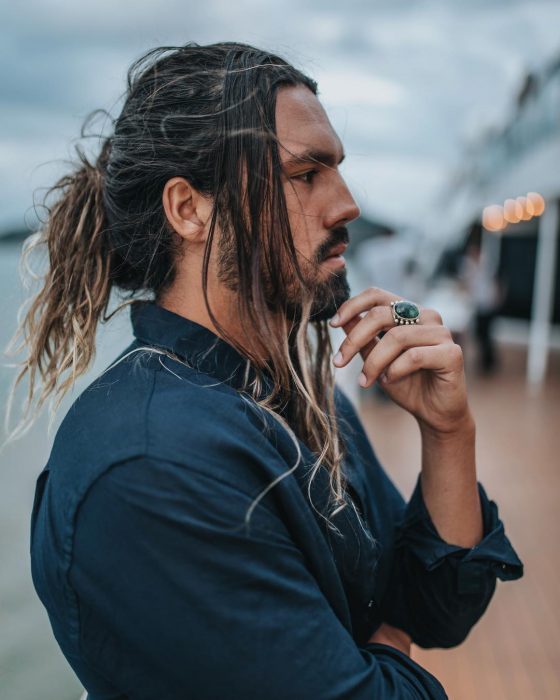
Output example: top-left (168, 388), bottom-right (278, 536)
top-left (359, 372), bottom-right (367, 387)
top-left (333, 351), bottom-right (343, 366)
top-left (380, 372), bottom-right (388, 384)
top-left (330, 314), bottom-right (340, 326)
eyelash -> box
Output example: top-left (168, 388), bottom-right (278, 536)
top-left (293, 169), bottom-right (318, 185)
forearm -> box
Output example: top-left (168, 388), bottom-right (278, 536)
top-left (418, 413), bottom-right (484, 549)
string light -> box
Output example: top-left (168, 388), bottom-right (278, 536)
top-left (482, 192), bottom-right (545, 231)
top-left (516, 196), bottom-right (532, 221)
top-left (482, 205), bottom-right (506, 231)
top-left (504, 198), bottom-right (523, 224)
top-left (527, 192), bottom-right (546, 216)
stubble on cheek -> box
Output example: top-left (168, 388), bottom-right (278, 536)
top-left (214, 215), bottom-right (350, 320)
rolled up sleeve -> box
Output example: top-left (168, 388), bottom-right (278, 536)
top-left (70, 456), bottom-right (448, 699)
top-left (381, 472), bottom-right (524, 648)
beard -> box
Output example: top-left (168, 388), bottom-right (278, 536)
top-left (215, 218), bottom-right (351, 323)
top-left (285, 265), bottom-right (351, 322)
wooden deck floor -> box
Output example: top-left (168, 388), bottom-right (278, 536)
top-left (358, 342), bottom-right (560, 699)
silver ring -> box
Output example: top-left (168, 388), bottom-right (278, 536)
top-left (390, 300), bottom-right (420, 325)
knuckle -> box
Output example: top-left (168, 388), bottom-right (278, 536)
top-left (440, 324), bottom-right (453, 339)
top-left (384, 326), bottom-right (401, 340)
top-left (388, 325), bottom-right (408, 343)
top-left (381, 328), bottom-right (399, 349)
top-left (367, 305), bottom-right (386, 322)
top-left (432, 309), bottom-right (444, 325)
top-left (366, 286), bottom-right (383, 301)
top-left (433, 324), bottom-right (452, 342)
top-left (423, 307), bottom-right (443, 325)
top-left (408, 347), bottom-right (423, 365)
top-left (449, 342), bottom-right (464, 363)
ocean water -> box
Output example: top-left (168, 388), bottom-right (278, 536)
top-left (0, 239), bottom-right (133, 700)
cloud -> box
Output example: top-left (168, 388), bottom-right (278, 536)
top-left (2, 0), bottom-right (559, 231)
top-left (317, 70), bottom-right (406, 108)
top-left (343, 153), bottom-right (447, 226)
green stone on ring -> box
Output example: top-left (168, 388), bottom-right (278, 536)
top-left (391, 300), bottom-right (420, 324)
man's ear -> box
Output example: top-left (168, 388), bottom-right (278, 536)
top-left (162, 177), bottom-right (212, 242)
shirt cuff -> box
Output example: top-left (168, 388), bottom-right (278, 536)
top-left (362, 643), bottom-right (448, 698)
top-left (396, 473), bottom-right (524, 594)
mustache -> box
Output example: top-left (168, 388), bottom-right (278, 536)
top-left (319, 226), bottom-right (350, 260)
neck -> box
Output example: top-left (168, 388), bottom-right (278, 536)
top-left (157, 270), bottom-right (278, 367)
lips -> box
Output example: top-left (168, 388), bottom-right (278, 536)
top-left (325, 243), bottom-right (348, 259)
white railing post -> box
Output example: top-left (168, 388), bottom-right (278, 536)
top-left (527, 198), bottom-right (559, 388)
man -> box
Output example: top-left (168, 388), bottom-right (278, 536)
top-left (25, 43), bottom-right (523, 699)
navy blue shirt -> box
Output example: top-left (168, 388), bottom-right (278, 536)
top-left (30, 300), bottom-right (524, 699)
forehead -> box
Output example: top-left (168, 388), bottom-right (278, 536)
top-left (274, 84), bottom-right (343, 163)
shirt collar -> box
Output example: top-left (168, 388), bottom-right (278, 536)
top-left (130, 299), bottom-right (271, 394)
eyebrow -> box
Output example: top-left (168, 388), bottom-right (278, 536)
top-left (282, 148), bottom-right (346, 169)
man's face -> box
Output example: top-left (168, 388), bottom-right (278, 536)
top-left (275, 84), bottom-right (361, 321)
top-left (215, 84), bottom-right (361, 323)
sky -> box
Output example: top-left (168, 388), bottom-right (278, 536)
top-left (2, 0), bottom-right (560, 233)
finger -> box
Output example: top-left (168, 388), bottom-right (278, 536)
top-left (333, 315), bottom-right (380, 371)
top-left (333, 306), bottom-right (395, 367)
top-left (360, 325), bottom-right (452, 384)
top-left (380, 342), bottom-right (464, 386)
top-left (331, 287), bottom-right (443, 330)
top-left (341, 315), bottom-right (381, 365)
top-left (333, 315), bottom-right (370, 361)
top-left (340, 314), bottom-right (361, 335)
top-left (422, 308), bottom-right (444, 326)
top-left (334, 309), bottom-right (449, 369)
top-left (329, 287), bottom-right (400, 328)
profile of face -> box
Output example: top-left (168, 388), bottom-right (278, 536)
top-left (274, 85), bottom-right (361, 321)
top-left (216, 84), bottom-right (361, 322)
top-left (162, 83), bottom-right (361, 325)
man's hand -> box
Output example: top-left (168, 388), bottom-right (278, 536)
top-left (331, 286), bottom-right (483, 548)
top-left (368, 623), bottom-right (412, 657)
top-left (330, 286), bottom-right (472, 435)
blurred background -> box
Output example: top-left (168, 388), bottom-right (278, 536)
top-left (1, 1), bottom-right (559, 698)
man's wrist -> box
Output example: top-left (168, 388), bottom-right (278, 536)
top-left (418, 410), bottom-right (476, 444)
top-left (368, 623), bottom-right (412, 656)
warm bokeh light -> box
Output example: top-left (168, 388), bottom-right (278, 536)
top-left (486, 192), bottom-right (546, 229)
top-left (523, 195), bottom-right (535, 217)
top-left (527, 191), bottom-right (546, 216)
top-left (504, 198), bottom-right (524, 224)
top-left (516, 196), bottom-right (533, 221)
top-left (482, 204), bottom-right (506, 231)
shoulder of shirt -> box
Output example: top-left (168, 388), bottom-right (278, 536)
top-left (46, 346), bottom-right (303, 498)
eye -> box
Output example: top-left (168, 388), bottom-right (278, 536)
top-left (293, 169), bottom-right (318, 185)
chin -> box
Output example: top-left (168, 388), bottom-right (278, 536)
top-left (286, 270), bottom-right (351, 323)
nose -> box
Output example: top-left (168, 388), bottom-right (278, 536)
top-left (327, 174), bottom-right (361, 229)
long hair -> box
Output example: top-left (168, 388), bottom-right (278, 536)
top-left (4, 41), bottom-right (362, 535)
